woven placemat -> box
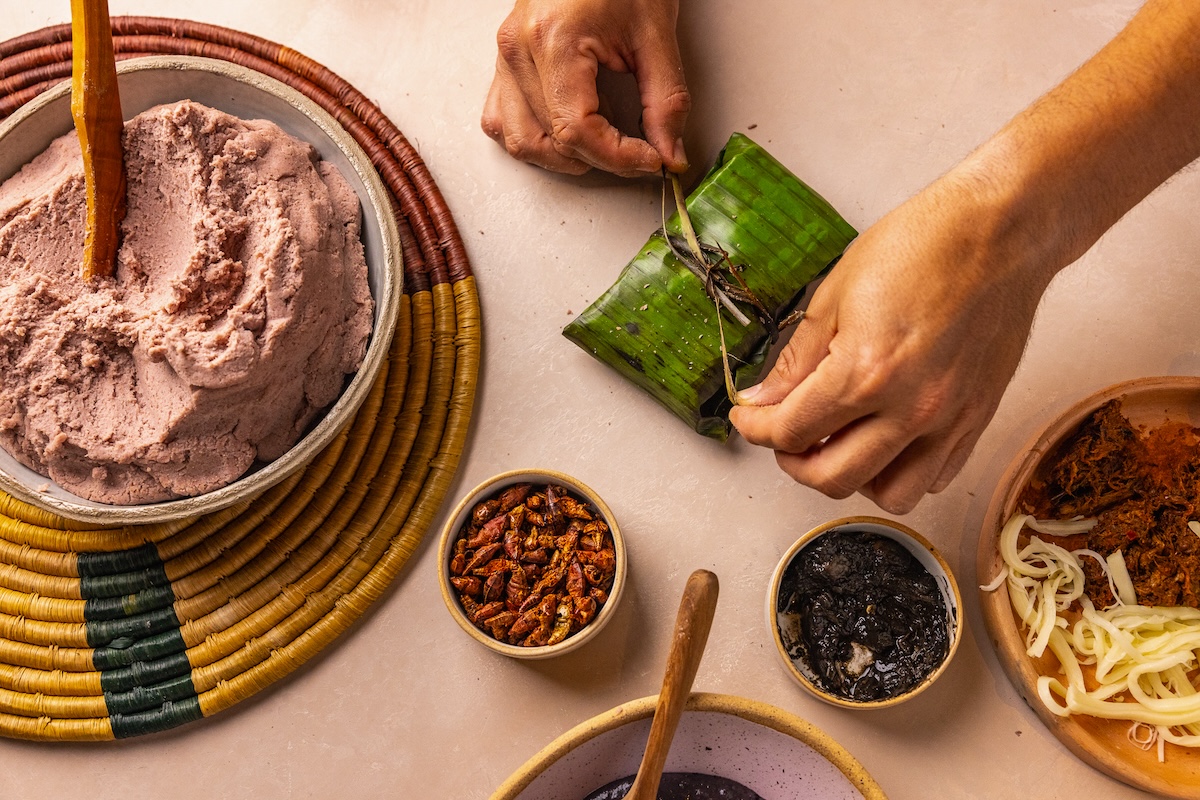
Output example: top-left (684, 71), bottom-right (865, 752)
top-left (0, 17), bottom-right (479, 741)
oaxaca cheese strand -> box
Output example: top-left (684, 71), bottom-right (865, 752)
top-left (992, 513), bottom-right (1200, 755)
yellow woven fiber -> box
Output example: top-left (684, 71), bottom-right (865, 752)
top-left (0, 514), bottom-right (195, 554)
top-left (0, 711), bottom-right (113, 742)
top-left (159, 467), bottom-right (310, 580)
top-left (0, 539), bottom-right (77, 578)
top-left (0, 684), bottom-right (106, 719)
top-left (0, 662), bottom-right (101, 696)
top-left (0, 614), bottom-right (89, 648)
top-left (0, 639), bottom-right (94, 673)
top-left (0, 495), bottom-right (105, 532)
top-left (155, 476), bottom-right (301, 565)
top-left (0, 565), bottom-right (81, 601)
top-left (0, 587), bottom-right (86, 623)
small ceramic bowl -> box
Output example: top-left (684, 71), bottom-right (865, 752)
top-left (767, 515), bottom-right (963, 709)
top-left (437, 469), bottom-right (626, 660)
top-left (491, 692), bottom-right (886, 799)
top-left (0, 55), bottom-right (400, 525)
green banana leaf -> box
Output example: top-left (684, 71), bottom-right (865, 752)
top-left (563, 133), bottom-right (857, 440)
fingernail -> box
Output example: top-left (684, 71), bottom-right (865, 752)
top-left (735, 383), bottom-right (763, 405)
top-left (672, 138), bottom-right (689, 170)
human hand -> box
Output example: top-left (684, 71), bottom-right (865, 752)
top-left (481, 0), bottom-right (690, 177)
top-left (727, 0), bottom-right (1200, 514)
top-left (729, 169), bottom-right (1059, 514)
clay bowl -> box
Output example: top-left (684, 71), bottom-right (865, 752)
top-left (0, 55), bottom-right (400, 525)
top-left (977, 376), bottom-right (1200, 798)
top-left (490, 692), bottom-right (887, 799)
top-left (437, 469), bottom-right (626, 660)
top-left (767, 516), bottom-right (963, 709)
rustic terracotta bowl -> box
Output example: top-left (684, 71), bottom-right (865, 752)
top-left (491, 692), bottom-right (886, 799)
top-left (767, 515), bottom-right (963, 709)
top-left (0, 55), bottom-right (400, 525)
top-left (977, 376), bottom-right (1200, 798)
top-left (437, 469), bottom-right (626, 660)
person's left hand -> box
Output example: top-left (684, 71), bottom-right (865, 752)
top-left (480, 0), bottom-right (690, 177)
top-left (730, 167), bottom-right (1060, 514)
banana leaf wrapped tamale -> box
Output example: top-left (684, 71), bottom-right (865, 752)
top-left (563, 133), bottom-right (857, 440)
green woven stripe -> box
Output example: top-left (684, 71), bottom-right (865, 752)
top-left (81, 567), bottom-right (173, 600)
top-left (85, 605), bottom-right (181, 648)
top-left (76, 544), bottom-right (163, 577)
top-left (99, 651), bottom-right (193, 694)
top-left (110, 697), bottom-right (203, 739)
top-left (85, 585), bottom-right (176, 620)
top-left (104, 674), bottom-right (198, 716)
top-left (76, 545), bottom-right (202, 732)
top-left (82, 544), bottom-right (181, 648)
top-left (93, 628), bottom-right (188, 670)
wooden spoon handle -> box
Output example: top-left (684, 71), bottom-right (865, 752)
top-left (71, 0), bottom-right (125, 282)
top-left (625, 569), bottom-right (720, 800)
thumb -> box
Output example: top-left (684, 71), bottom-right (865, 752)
top-left (633, 38), bottom-right (691, 172)
top-left (737, 312), bottom-right (833, 407)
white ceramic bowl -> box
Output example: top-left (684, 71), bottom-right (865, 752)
top-left (0, 56), bottom-right (400, 525)
top-left (767, 516), bottom-right (963, 709)
top-left (437, 469), bottom-right (626, 660)
top-left (491, 692), bottom-right (886, 799)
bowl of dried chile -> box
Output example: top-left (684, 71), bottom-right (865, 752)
top-left (437, 469), bottom-right (626, 659)
top-left (767, 516), bottom-right (962, 708)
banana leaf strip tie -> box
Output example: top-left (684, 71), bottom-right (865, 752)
top-left (0, 17), bottom-right (480, 741)
top-left (563, 133), bottom-right (857, 441)
top-left (663, 171), bottom-right (817, 405)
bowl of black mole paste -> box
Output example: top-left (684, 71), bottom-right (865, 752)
top-left (768, 516), bottom-right (963, 708)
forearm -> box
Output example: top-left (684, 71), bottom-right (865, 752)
top-left (955, 0), bottom-right (1200, 285)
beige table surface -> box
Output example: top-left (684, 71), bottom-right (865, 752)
top-left (0, 1), bottom-right (1192, 798)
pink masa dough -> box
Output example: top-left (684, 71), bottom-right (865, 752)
top-left (0, 100), bottom-right (373, 505)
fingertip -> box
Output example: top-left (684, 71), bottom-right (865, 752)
top-left (867, 488), bottom-right (921, 516)
top-left (480, 115), bottom-right (502, 143)
top-left (668, 137), bottom-right (689, 173)
top-left (735, 383), bottom-right (764, 406)
top-left (730, 400), bottom-right (810, 455)
top-left (728, 401), bottom-right (771, 446)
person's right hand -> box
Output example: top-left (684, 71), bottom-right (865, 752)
top-left (481, 0), bottom-right (691, 177)
top-left (729, 165), bottom-right (1060, 514)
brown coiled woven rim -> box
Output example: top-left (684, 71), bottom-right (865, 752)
top-left (0, 17), bottom-right (480, 740)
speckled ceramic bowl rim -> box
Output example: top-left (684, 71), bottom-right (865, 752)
top-left (489, 692), bottom-right (887, 800)
top-left (437, 469), bottom-right (626, 660)
top-left (0, 55), bottom-right (400, 524)
top-left (766, 515), bottom-right (964, 710)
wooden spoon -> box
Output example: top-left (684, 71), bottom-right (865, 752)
top-left (71, 0), bottom-right (126, 281)
top-left (623, 569), bottom-right (720, 800)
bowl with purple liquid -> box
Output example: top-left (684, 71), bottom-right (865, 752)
top-left (490, 692), bottom-right (885, 800)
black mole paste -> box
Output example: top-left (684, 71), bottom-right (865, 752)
top-left (777, 529), bottom-right (950, 702)
top-left (582, 772), bottom-right (763, 800)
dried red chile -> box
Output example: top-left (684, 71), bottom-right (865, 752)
top-left (449, 482), bottom-right (616, 647)
top-left (776, 530), bottom-right (950, 702)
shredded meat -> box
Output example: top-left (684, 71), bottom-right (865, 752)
top-left (1018, 399), bottom-right (1200, 609)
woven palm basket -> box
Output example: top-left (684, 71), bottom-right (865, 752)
top-left (0, 17), bottom-right (479, 741)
